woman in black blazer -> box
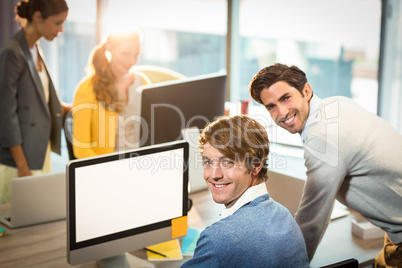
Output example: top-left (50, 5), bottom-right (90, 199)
top-left (0, 0), bottom-right (70, 204)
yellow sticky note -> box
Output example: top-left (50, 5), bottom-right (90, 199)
top-left (171, 216), bottom-right (187, 238)
top-left (146, 239), bottom-right (183, 261)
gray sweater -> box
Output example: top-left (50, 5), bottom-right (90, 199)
top-left (295, 96), bottom-right (402, 261)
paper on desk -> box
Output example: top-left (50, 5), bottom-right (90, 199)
top-left (330, 201), bottom-right (349, 220)
top-left (146, 239), bottom-right (183, 261)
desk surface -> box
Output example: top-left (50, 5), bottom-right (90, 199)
top-left (0, 189), bottom-right (383, 268)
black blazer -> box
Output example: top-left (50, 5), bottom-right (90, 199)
top-left (0, 29), bottom-right (62, 169)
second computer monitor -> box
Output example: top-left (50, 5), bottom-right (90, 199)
top-left (135, 72), bottom-right (227, 147)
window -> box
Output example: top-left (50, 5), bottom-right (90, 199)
top-left (102, 0), bottom-right (227, 77)
top-left (234, 0), bottom-right (382, 146)
top-left (235, 0), bottom-right (381, 113)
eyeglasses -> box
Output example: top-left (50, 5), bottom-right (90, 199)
top-left (202, 157), bottom-right (235, 169)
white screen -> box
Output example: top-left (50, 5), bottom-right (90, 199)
top-left (74, 148), bottom-right (184, 243)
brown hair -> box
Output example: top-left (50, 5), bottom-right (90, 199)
top-left (249, 63), bottom-right (308, 104)
top-left (199, 115), bottom-right (270, 182)
top-left (16, 0), bottom-right (68, 23)
top-left (86, 32), bottom-right (141, 113)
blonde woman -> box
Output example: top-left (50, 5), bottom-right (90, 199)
top-left (0, 0), bottom-right (69, 204)
top-left (72, 32), bottom-right (149, 159)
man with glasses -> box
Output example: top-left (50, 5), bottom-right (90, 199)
top-left (180, 115), bottom-right (309, 268)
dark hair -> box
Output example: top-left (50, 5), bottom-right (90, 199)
top-left (249, 63), bottom-right (308, 104)
top-left (199, 115), bottom-right (270, 182)
top-left (16, 0), bottom-right (69, 22)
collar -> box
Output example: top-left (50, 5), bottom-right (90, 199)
top-left (300, 94), bottom-right (322, 143)
top-left (220, 183), bottom-right (268, 219)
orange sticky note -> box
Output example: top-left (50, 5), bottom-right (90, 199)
top-left (171, 216), bottom-right (188, 238)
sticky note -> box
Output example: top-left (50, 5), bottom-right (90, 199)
top-left (146, 239), bottom-right (183, 261)
top-left (181, 228), bottom-right (203, 255)
top-left (171, 216), bottom-right (187, 238)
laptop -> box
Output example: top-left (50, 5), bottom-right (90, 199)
top-left (0, 172), bottom-right (66, 228)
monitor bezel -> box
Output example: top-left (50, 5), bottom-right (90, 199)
top-left (66, 140), bottom-right (189, 263)
top-left (134, 72), bottom-right (227, 147)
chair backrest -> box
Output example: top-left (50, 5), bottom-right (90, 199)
top-left (64, 112), bottom-right (76, 160)
top-left (133, 65), bottom-right (186, 83)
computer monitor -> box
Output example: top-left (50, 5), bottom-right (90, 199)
top-left (133, 72), bottom-right (227, 148)
top-left (66, 140), bottom-right (189, 267)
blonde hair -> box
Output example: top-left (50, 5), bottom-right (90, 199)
top-left (86, 32), bottom-right (142, 113)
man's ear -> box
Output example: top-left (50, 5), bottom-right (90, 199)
top-left (251, 162), bottom-right (263, 176)
top-left (303, 83), bottom-right (313, 101)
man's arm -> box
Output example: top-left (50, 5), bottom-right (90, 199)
top-left (180, 229), bottom-right (220, 267)
top-left (295, 132), bottom-right (347, 261)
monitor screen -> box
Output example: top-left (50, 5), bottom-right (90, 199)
top-left (133, 72), bottom-right (227, 148)
top-left (67, 140), bottom-right (189, 266)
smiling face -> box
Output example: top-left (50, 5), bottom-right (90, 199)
top-left (107, 37), bottom-right (141, 78)
top-left (260, 81), bottom-right (312, 134)
top-left (202, 143), bottom-right (261, 207)
top-left (35, 11), bottom-right (68, 41)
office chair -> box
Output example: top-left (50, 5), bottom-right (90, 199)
top-left (133, 65), bottom-right (186, 83)
top-left (63, 112), bottom-right (76, 160)
top-left (320, 258), bottom-right (359, 268)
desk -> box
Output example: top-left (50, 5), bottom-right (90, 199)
top-left (310, 213), bottom-right (383, 267)
top-left (0, 190), bottom-right (383, 268)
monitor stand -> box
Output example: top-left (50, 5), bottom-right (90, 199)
top-left (96, 253), bottom-right (155, 268)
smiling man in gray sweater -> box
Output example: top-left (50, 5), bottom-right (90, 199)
top-left (249, 63), bottom-right (402, 267)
